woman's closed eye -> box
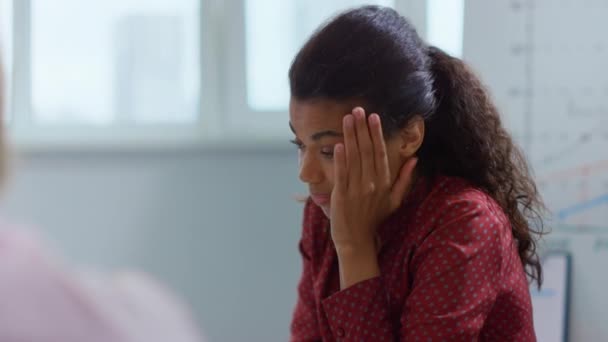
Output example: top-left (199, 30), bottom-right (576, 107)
top-left (290, 139), bottom-right (305, 151)
top-left (320, 146), bottom-right (334, 159)
top-left (290, 139), bottom-right (334, 159)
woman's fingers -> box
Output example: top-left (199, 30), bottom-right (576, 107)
top-left (353, 107), bottom-right (375, 188)
top-left (368, 113), bottom-right (390, 186)
top-left (343, 114), bottom-right (360, 187)
top-left (334, 143), bottom-right (347, 193)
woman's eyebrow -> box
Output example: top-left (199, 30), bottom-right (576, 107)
top-left (289, 122), bottom-right (343, 141)
top-left (310, 130), bottom-right (343, 141)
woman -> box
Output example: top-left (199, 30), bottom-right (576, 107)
top-left (0, 54), bottom-right (203, 341)
top-left (289, 6), bottom-right (544, 341)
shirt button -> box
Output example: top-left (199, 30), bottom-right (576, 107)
top-left (337, 327), bottom-right (345, 337)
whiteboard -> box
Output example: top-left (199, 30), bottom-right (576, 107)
top-left (464, 0), bottom-right (608, 227)
top-left (462, 1), bottom-right (608, 340)
top-left (530, 253), bottom-right (571, 342)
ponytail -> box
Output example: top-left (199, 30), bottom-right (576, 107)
top-left (421, 46), bottom-right (545, 287)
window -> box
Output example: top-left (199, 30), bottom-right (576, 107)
top-left (30, 0), bottom-right (200, 125)
top-left (1, 0), bottom-right (465, 147)
top-left (2, 0), bottom-right (203, 148)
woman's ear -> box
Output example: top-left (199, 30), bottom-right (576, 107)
top-left (398, 116), bottom-right (425, 158)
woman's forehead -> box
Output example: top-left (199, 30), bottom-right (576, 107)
top-left (289, 98), bottom-right (358, 131)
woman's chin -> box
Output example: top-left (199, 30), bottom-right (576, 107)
top-left (321, 205), bottom-right (331, 218)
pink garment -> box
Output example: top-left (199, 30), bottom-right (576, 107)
top-left (0, 228), bottom-right (204, 342)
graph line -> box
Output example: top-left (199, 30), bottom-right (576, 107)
top-left (538, 159), bottom-right (608, 182)
top-left (557, 193), bottom-right (608, 220)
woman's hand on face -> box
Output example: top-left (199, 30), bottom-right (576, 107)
top-left (330, 107), bottom-right (418, 253)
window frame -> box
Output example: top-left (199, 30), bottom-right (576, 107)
top-left (6, 0), bottom-right (223, 151)
top-left (3, 0), bottom-right (430, 151)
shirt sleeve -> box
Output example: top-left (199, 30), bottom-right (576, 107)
top-left (290, 200), bottom-right (322, 342)
top-left (322, 276), bottom-right (394, 341)
top-left (319, 197), bottom-right (508, 341)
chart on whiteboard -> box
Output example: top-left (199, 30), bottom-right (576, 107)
top-left (464, 0), bottom-right (608, 229)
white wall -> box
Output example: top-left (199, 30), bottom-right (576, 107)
top-left (0, 146), bottom-right (305, 342)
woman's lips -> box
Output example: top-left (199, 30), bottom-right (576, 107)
top-left (310, 194), bottom-right (331, 206)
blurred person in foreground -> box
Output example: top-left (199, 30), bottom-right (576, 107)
top-left (0, 51), bottom-right (204, 341)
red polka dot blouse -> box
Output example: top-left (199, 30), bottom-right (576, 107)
top-left (290, 175), bottom-right (536, 341)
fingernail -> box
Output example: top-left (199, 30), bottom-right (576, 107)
top-left (344, 115), bottom-right (353, 127)
top-left (369, 114), bottom-right (380, 125)
top-left (353, 107), bottom-right (364, 118)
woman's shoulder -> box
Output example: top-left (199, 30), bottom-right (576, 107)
top-left (425, 175), bottom-right (504, 213)
top-left (413, 176), bottom-right (510, 237)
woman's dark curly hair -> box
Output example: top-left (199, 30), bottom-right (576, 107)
top-left (289, 5), bottom-right (546, 286)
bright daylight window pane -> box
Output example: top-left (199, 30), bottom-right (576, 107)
top-left (426, 0), bottom-right (464, 58)
top-left (31, 0), bottom-right (200, 125)
top-left (0, 0), bottom-right (12, 122)
top-left (245, 0), bottom-right (394, 112)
